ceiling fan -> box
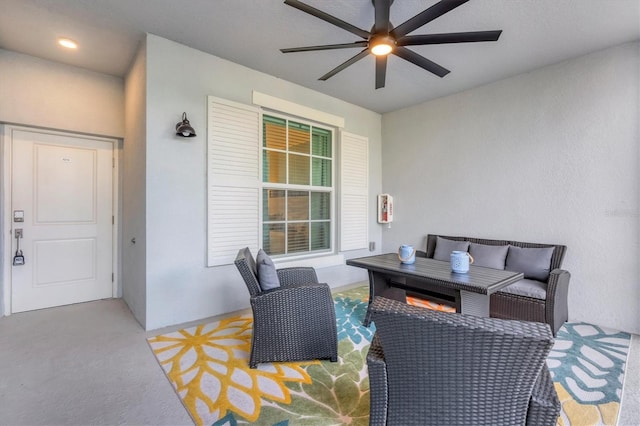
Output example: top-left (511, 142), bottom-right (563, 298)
top-left (281, 0), bottom-right (502, 89)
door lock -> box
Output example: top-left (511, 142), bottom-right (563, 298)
top-left (13, 210), bottom-right (24, 222)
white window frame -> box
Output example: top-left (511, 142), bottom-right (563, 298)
top-left (260, 112), bottom-right (336, 260)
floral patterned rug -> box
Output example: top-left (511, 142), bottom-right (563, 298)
top-left (147, 286), bottom-right (630, 426)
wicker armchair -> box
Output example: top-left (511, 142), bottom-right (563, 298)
top-left (367, 297), bottom-right (560, 426)
top-left (234, 247), bottom-right (338, 368)
top-left (420, 234), bottom-right (570, 336)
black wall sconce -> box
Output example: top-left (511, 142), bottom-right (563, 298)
top-left (176, 112), bottom-right (196, 137)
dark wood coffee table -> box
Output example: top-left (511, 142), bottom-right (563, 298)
top-left (346, 253), bottom-right (523, 326)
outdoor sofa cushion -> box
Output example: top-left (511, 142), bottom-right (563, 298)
top-left (506, 246), bottom-right (554, 281)
top-left (469, 242), bottom-right (509, 269)
top-left (499, 278), bottom-right (547, 300)
top-left (433, 237), bottom-right (470, 261)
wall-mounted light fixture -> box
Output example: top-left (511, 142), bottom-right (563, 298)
top-left (175, 112), bottom-right (196, 137)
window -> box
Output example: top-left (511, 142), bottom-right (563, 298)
top-left (262, 114), bottom-right (334, 256)
top-left (206, 95), bottom-right (367, 267)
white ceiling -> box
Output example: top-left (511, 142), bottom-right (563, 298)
top-left (1, 0), bottom-right (638, 113)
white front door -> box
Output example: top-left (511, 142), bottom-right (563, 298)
top-left (9, 128), bottom-right (114, 313)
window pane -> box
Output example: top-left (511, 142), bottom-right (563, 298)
top-left (312, 158), bottom-right (331, 187)
top-left (312, 128), bottom-right (331, 157)
top-left (288, 223), bottom-right (309, 253)
top-left (311, 222), bottom-right (330, 251)
top-left (263, 189), bottom-right (285, 221)
top-left (288, 191), bottom-right (309, 221)
top-left (263, 151), bottom-right (286, 183)
top-left (288, 153), bottom-right (309, 185)
top-left (263, 116), bottom-right (286, 150)
top-left (310, 192), bottom-right (330, 220)
top-left (263, 223), bottom-right (285, 255)
top-left (289, 121), bottom-right (310, 154)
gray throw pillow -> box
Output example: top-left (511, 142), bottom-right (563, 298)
top-left (433, 237), bottom-right (470, 261)
top-left (469, 243), bottom-right (509, 270)
top-left (256, 249), bottom-right (281, 291)
top-left (505, 246), bottom-right (555, 282)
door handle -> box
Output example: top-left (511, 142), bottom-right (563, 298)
top-left (13, 228), bottom-right (25, 266)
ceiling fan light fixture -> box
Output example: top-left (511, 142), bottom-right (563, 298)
top-left (369, 35), bottom-right (395, 56)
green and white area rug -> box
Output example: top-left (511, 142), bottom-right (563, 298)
top-left (148, 286), bottom-right (630, 426)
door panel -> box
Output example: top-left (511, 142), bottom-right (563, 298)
top-left (34, 238), bottom-right (96, 285)
top-left (35, 144), bottom-right (97, 223)
top-left (10, 129), bottom-right (113, 313)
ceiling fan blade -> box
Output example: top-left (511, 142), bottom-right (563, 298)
top-left (281, 41), bottom-right (368, 53)
top-left (374, 0), bottom-right (392, 34)
top-left (319, 49), bottom-right (370, 81)
top-left (391, 0), bottom-right (470, 39)
top-left (398, 30), bottom-right (502, 46)
top-left (284, 0), bottom-right (370, 39)
top-left (393, 46), bottom-right (450, 78)
top-left (375, 55), bottom-right (387, 89)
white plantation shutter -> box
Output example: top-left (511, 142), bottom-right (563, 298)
top-left (340, 131), bottom-right (369, 251)
top-left (207, 96), bottom-right (260, 266)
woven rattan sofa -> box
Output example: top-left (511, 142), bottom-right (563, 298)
top-left (415, 234), bottom-right (570, 336)
top-left (367, 297), bottom-right (560, 426)
top-left (234, 247), bottom-right (338, 368)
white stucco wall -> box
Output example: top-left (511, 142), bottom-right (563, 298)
top-left (381, 42), bottom-right (640, 333)
top-left (143, 34), bottom-right (380, 330)
top-left (0, 49), bottom-right (124, 138)
top-left (123, 41), bottom-right (148, 328)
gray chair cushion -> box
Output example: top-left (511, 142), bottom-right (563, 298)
top-left (256, 249), bottom-right (280, 291)
top-left (433, 237), bottom-right (470, 261)
top-left (499, 279), bottom-right (547, 300)
top-left (506, 246), bottom-right (555, 281)
top-left (469, 243), bottom-right (509, 269)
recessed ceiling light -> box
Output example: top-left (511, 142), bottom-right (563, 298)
top-left (57, 38), bottom-right (78, 49)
